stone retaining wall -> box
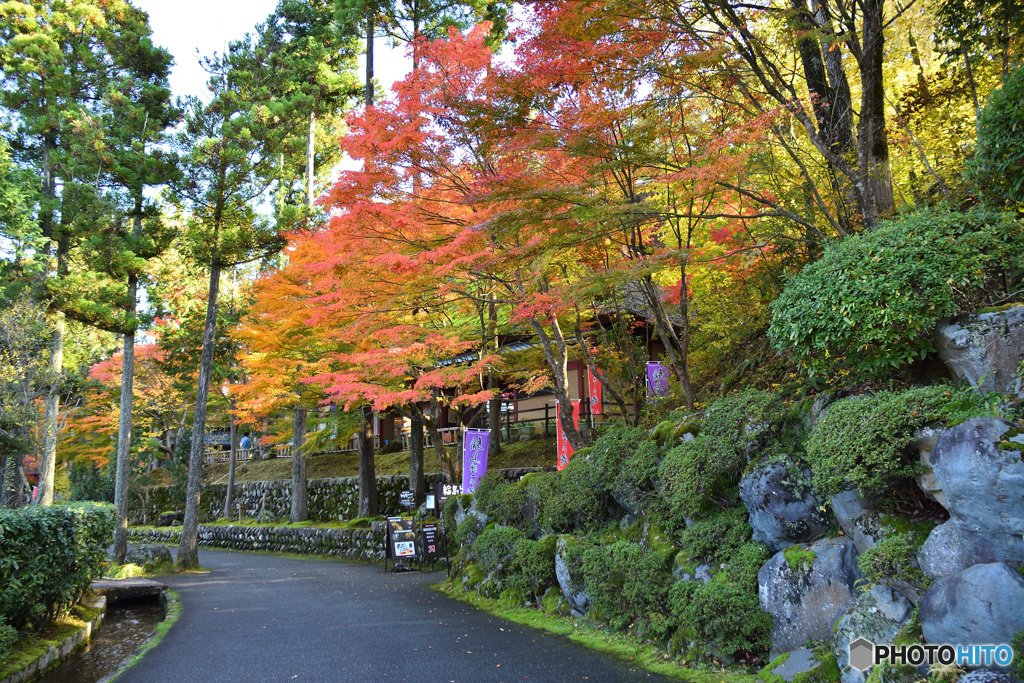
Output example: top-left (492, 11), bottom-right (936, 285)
top-left (130, 473), bottom-right (446, 525)
top-left (130, 467), bottom-right (545, 526)
top-left (127, 524), bottom-right (386, 561)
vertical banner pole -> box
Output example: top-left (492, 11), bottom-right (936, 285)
top-left (461, 428), bottom-right (490, 494)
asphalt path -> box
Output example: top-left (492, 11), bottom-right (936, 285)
top-left (119, 548), bottom-right (672, 683)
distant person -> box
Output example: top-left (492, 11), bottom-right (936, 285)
top-left (240, 434), bottom-right (252, 451)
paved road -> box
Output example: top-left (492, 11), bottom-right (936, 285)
top-left (119, 549), bottom-right (671, 683)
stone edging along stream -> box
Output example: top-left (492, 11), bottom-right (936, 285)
top-left (127, 524), bottom-right (386, 561)
top-left (0, 595), bottom-right (106, 683)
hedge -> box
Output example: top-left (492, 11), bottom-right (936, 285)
top-left (0, 502), bottom-right (116, 631)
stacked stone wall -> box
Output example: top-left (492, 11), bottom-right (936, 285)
top-left (129, 468), bottom-right (545, 525)
top-left (126, 525), bottom-right (386, 561)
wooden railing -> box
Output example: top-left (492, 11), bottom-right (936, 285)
top-left (203, 448), bottom-right (256, 465)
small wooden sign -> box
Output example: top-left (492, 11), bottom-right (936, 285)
top-left (421, 523), bottom-right (441, 558)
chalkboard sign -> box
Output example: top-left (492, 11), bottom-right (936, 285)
top-left (421, 523), bottom-right (441, 558)
top-left (400, 490), bottom-right (415, 509)
top-left (388, 516), bottom-right (417, 559)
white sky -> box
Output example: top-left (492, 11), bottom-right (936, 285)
top-left (134, 0), bottom-right (408, 101)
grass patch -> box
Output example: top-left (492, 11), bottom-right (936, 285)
top-left (106, 588), bottom-right (182, 682)
top-left (783, 545), bottom-right (817, 571)
top-left (437, 584), bottom-right (754, 682)
top-left (0, 599), bottom-right (103, 680)
top-left (106, 562), bottom-right (148, 579)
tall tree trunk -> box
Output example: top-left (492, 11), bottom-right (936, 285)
top-left (177, 259), bottom-right (222, 569)
top-left (793, 0), bottom-right (856, 229)
top-left (113, 204), bottom-right (143, 559)
top-left (306, 110), bottom-right (316, 206)
top-left (857, 0), bottom-right (895, 228)
top-left (3, 437), bottom-right (28, 508)
top-left (530, 317), bottom-right (584, 450)
top-left (357, 405), bottom-right (378, 516)
top-left (486, 296), bottom-right (501, 457)
top-left (36, 312), bottom-right (64, 506)
top-left (290, 404), bottom-right (308, 522)
top-left (425, 419), bottom-right (456, 482)
top-left (962, 45), bottom-right (981, 130)
top-left (575, 324), bottom-right (632, 423)
top-left (487, 395), bottom-right (501, 456)
top-left (365, 13), bottom-right (375, 107)
top-left (223, 399), bottom-right (239, 518)
top-left (409, 412), bottom-right (425, 506)
top-left (34, 129), bottom-right (60, 505)
top-left (112, 329), bottom-right (135, 560)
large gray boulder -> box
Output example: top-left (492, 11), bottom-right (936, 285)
top-left (740, 461), bottom-right (834, 553)
top-left (917, 521), bottom-right (971, 580)
top-left (155, 511), bottom-right (183, 527)
top-left (919, 563), bottom-right (1024, 650)
top-left (124, 544), bottom-right (172, 568)
top-left (935, 305), bottom-right (1024, 396)
top-left (929, 418), bottom-right (1024, 566)
top-left (834, 585), bottom-right (914, 683)
top-left (758, 537), bottom-right (862, 658)
top-left (831, 490), bottom-right (887, 554)
top-left (554, 537), bottom-right (590, 617)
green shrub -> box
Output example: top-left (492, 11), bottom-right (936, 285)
top-left (769, 206), bottom-right (1024, 377)
top-left (670, 542), bottom-right (772, 662)
top-left (472, 526), bottom-right (527, 573)
top-left (677, 506), bottom-right (752, 564)
top-left (543, 453), bottom-right (611, 533)
top-left (858, 531), bottom-right (932, 593)
top-left (0, 617), bottom-right (16, 662)
top-left (659, 440), bottom-right (717, 522)
top-left (454, 513), bottom-right (484, 548)
top-left (660, 391), bottom-right (786, 525)
top-left (1012, 629), bottom-right (1024, 680)
top-left (588, 425), bottom-right (649, 476)
top-left (971, 68), bottom-right (1024, 205)
top-left (505, 535), bottom-right (558, 600)
top-left (473, 475), bottom-right (527, 531)
top-left (612, 440), bottom-right (661, 514)
top-left (805, 385), bottom-right (993, 497)
top-left (521, 471), bottom-right (559, 537)
top-left (0, 502), bottom-right (117, 631)
top-left (580, 540), bottom-right (672, 633)
top-left (701, 390), bottom-right (787, 459)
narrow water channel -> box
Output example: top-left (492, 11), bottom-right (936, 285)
top-left (37, 598), bottom-right (165, 683)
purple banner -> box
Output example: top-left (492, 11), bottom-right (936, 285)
top-left (647, 361), bottom-right (670, 397)
top-left (462, 429), bottom-right (490, 494)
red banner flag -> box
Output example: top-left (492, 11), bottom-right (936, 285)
top-left (556, 399), bottom-right (581, 471)
top-left (587, 350), bottom-right (603, 416)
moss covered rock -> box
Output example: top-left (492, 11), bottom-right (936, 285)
top-left (759, 537), bottom-right (862, 657)
top-left (756, 647), bottom-right (841, 683)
